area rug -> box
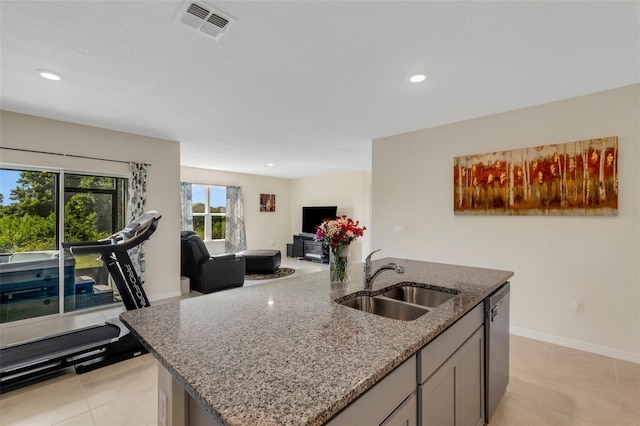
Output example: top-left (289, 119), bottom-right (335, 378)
top-left (245, 267), bottom-right (295, 280)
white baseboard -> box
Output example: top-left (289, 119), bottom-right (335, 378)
top-left (150, 290), bottom-right (182, 302)
top-left (510, 326), bottom-right (640, 364)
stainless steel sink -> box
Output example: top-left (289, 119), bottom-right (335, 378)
top-left (381, 286), bottom-right (456, 308)
top-left (340, 295), bottom-right (429, 321)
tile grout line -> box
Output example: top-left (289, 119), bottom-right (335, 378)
top-left (537, 343), bottom-right (627, 424)
top-left (613, 359), bottom-right (623, 409)
top-left (74, 370), bottom-right (97, 426)
top-left (78, 355), bottom-right (159, 424)
top-left (542, 343), bottom-right (554, 379)
top-left (51, 374), bottom-right (94, 426)
top-left (531, 343), bottom-right (585, 423)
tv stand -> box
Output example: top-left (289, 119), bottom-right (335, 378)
top-left (289, 234), bottom-right (329, 263)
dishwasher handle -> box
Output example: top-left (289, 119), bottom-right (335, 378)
top-left (487, 282), bottom-right (510, 322)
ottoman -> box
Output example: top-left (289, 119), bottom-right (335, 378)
top-left (237, 249), bottom-right (281, 274)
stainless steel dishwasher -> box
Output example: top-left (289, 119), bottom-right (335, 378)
top-left (484, 282), bottom-right (510, 422)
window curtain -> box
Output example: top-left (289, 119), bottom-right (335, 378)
top-left (180, 182), bottom-right (193, 231)
top-left (127, 162), bottom-right (147, 283)
top-left (225, 186), bottom-right (247, 253)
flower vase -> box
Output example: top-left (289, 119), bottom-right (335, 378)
top-left (330, 245), bottom-right (351, 284)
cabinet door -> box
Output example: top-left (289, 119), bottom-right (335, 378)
top-left (381, 393), bottom-right (417, 426)
top-left (457, 327), bottom-right (484, 426)
top-left (420, 355), bottom-right (456, 426)
top-left (420, 326), bottom-right (484, 426)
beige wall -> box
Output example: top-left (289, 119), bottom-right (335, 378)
top-left (291, 171), bottom-right (372, 262)
top-left (181, 168), bottom-right (372, 262)
top-left (373, 84), bottom-right (640, 361)
top-left (0, 111), bottom-right (182, 301)
top-left (180, 166), bottom-right (292, 255)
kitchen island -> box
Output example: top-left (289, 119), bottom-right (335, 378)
top-left (120, 258), bottom-right (513, 426)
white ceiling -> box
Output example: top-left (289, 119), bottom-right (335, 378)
top-left (1, 1), bottom-right (638, 179)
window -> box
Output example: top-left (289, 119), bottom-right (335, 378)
top-left (192, 185), bottom-right (226, 241)
top-left (0, 167), bottom-right (127, 323)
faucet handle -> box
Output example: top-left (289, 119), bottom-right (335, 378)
top-left (365, 249), bottom-right (381, 262)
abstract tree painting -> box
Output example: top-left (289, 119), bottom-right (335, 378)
top-left (260, 193), bottom-right (276, 212)
top-left (454, 137), bottom-right (618, 216)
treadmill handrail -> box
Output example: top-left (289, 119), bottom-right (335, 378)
top-left (61, 240), bottom-right (112, 249)
top-left (63, 212), bottom-right (161, 256)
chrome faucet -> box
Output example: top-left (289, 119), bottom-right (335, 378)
top-left (364, 249), bottom-right (405, 290)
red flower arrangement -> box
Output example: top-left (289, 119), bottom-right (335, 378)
top-left (315, 215), bottom-right (366, 248)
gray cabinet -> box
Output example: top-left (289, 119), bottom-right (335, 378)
top-left (327, 356), bottom-right (416, 426)
top-left (457, 327), bottom-right (484, 426)
top-left (419, 305), bottom-right (485, 426)
top-left (328, 303), bottom-right (486, 426)
top-left (420, 353), bottom-right (456, 426)
top-left (382, 393), bottom-right (417, 426)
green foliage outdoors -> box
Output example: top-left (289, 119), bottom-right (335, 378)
top-left (64, 193), bottom-right (111, 243)
top-left (74, 254), bottom-right (105, 269)
top-left (67, 174), bottom-right (118, 234)
top-left (192, 203), bottom-right (226, 239)
top-left (212, 217), bottom-right (226, 239)
top-left (0, 171), bottom-right (117, 253)
top-left (0, 212), bottom-right (57, 252)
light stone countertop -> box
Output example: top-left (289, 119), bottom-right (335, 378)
top-left (120, 258), bottom-right (513, 426)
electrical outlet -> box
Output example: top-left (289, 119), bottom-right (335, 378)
top-left (573, 299), bottom-right (585, 313)
top-left (159, 388), bottom-right (168, 426)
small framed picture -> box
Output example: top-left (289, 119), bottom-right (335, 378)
top-left (260, 193), bottom-right (276, 212)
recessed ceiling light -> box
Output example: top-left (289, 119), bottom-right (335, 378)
top-left (38, 69), bottom-right (61, 81)
top-left (267, 162), bottom-right (275, 167)
top-left (409, 74), bottom-right (426, 83)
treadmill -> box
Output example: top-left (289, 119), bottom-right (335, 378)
top-left (0, 211), bottom-right (161, 393)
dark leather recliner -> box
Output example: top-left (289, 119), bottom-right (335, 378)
top-left (180, 231), bottom-right (245, 294)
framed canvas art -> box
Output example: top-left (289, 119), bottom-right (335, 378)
top-left (454, 137), bottom-right (618, 216)
top-left (260, 193), bottom-right (276, 212)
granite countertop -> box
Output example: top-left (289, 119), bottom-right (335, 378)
top-left (120, 258), bottom-right (513, 426)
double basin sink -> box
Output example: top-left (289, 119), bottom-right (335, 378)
top-left (337, 283), bottom-right (458, 321)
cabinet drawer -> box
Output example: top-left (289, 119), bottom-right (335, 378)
top-left (419, 303), bottom-right (483, 383)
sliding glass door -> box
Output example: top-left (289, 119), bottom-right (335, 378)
top-left (0, 168), bottom-right (126, 323)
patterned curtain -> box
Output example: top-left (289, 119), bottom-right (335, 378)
top-left (180, 182), bottom-right (193, 231)
top-left (127, 162), bottom-right (148, 283)
top-left (225, 186), bottom-right (247, 253)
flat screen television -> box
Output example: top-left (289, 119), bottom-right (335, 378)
top-left (302, 206), bottom-right (337, 234)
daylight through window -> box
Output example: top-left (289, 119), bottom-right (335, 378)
top-left (191, 185), bottom-right (226, 241)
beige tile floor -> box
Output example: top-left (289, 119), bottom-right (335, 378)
top-left (1, 260), bottom-right (638, 425)
top-left (491, 335), bottom-right (640, 426)
top-left (0, 352), bottom-right (157, 426)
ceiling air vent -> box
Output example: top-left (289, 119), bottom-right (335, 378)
top-left (174, 1), bottom-right (236, 41)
